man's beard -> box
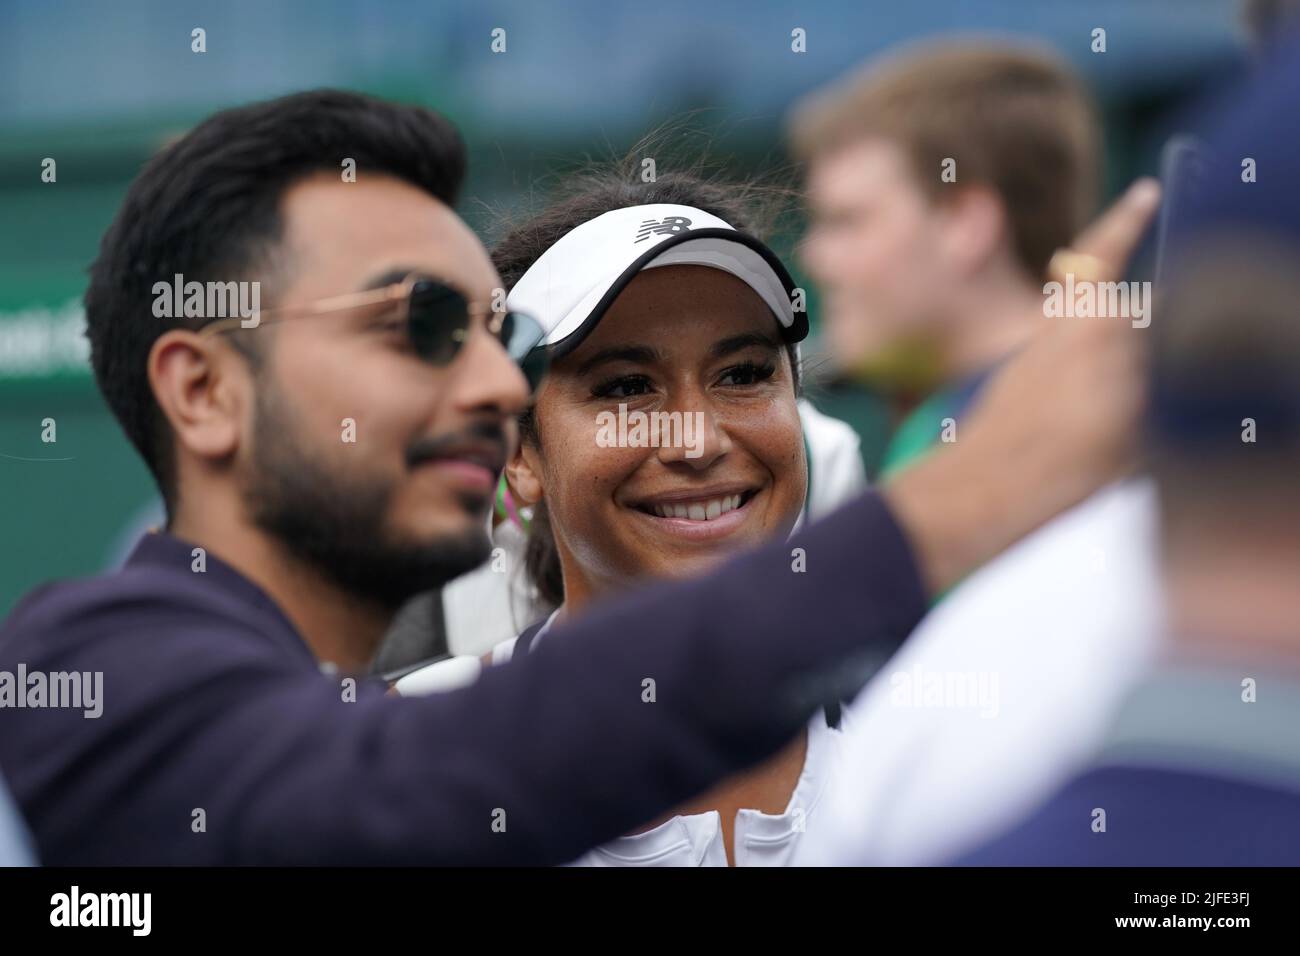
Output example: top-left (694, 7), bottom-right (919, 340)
top-left (242, 386), bottom-right (491, 610)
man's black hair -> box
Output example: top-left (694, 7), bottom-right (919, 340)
top-left (85, 89), bottom-right (466, 510)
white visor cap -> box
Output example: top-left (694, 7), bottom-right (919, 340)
top-left (504, 203), bottom-right (808, 359)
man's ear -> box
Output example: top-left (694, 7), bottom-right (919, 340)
top-left (504, 441), bottom-right (544, 506)
top-left (147, 330), bottom-right (247, 464)
top-left (941, 185), bottom-right (1010, 276)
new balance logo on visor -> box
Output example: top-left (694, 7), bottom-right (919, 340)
top-left (505, 203), bottom-right (808, 354)
top-left (635, 216), bottom-right (693, 242)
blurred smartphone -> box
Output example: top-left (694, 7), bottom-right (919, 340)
top-left (1154, 135), bottom-right (1207, 288)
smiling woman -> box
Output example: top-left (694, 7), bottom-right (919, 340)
top-left (511, 262), bottom-right (806, 592)
top-left (446, 167), bottom-right (866, 867)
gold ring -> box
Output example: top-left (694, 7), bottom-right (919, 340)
top-left (1047, 248), bottom-right (1108, 284)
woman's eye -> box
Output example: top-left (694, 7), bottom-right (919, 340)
top-left (592, 375), bottom-right (653, 399)
top-left (718, 362), bottom-right (776, 387)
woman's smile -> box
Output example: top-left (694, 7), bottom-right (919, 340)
top-left (625, 485), bottom-right (764, 542)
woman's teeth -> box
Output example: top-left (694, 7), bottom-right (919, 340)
top-left (650, 494), bottom-right (744, 521)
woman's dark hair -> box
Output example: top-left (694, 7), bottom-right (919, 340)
top-left (490, 142), bottom-right (802, 609)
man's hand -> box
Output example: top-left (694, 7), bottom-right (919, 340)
top-left (882, 178), bottom-right (1162, 596)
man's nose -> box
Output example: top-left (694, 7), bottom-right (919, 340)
top-left (797, 229), bottom-right (829, 283)
top-left (445, 322), bottom-right (531, 418)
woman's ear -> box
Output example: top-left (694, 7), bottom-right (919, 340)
top-left (504, 442), bottom-right (544, 505)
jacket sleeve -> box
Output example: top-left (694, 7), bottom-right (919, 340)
top-left (248, 489), bottom-right (925, 863)
top-left (6, 490), bottom-right (926, 865)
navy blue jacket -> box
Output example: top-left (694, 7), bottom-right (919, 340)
top-left (957, 766), bottom-right (1300, 866)
top-left (0, 490), bottom-right (925, 865)
top-left (956, 665), bottom-right (1300, 866)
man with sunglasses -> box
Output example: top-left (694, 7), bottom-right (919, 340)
top-left (0, 90), bottom-right (1156, 864)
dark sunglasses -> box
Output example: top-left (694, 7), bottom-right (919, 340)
top-left (199, 273), bottom-right (549, 393)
